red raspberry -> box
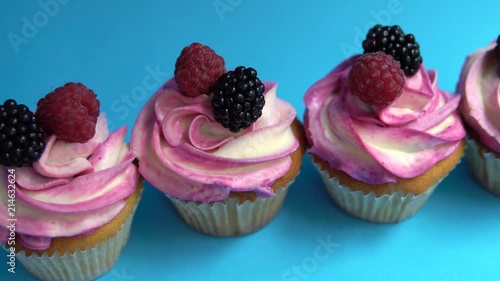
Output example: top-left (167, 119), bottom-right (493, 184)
top-left (348, 51), bottom-right (405, 108)
top-left (174, 42), bottom-right (226, 97)
top-left (35, 82), bottom-right (100, 143)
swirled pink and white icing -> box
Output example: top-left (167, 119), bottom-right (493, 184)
top-left (304, 55), bottom-right (465, 184)
top-left (457, 41), bottom-right (500, 152)
top-left (131, 79), bottom-right (298, 202)
top-left (0, 114), bottom-right (139, 250)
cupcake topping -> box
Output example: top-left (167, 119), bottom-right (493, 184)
top-left (305, 54), bottom-right (465, 184)
top-left (173, 43), bottom-right (266, 132)
top-left (362, 24), bottom-right (422, 77)
top-left (348, 51), bottom-right (405, 108)
top-left (174, 42), bottom-right (226, 97)
top-left (212, 66), bottom-right (266, 132)
top-left (0, 99), bottom-right (46, 167)
top-left (495, 34), bottom-right (500, 60)
top-left (0, 82), bottom-right (139, 250)
top-left (131, 79), bottom-right (298, 202)
top-left (458, 40), bottom-right (500, 152)
top-left (36, 82), bottom-right (100, 143)
top-left (132, 44), bottom-right (298, 202)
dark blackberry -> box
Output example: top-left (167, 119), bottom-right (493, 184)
top-left (212, 66), bottom-right (266, 133)
top-left (495, 35), bottom-right (500, 61)
top-left (362, 24), bottom-right (423, 77)
top-left (0, 99), bottom-right (46, 167)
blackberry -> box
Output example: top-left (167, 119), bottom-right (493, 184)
top-left (212, 66), bottom-right (266, 132)
top-left (362, 24), bottom-right (423, 77)
top-left (495, 35), bottom-right (500, 61)
top-left (0, 99), bottom-right (46, 167)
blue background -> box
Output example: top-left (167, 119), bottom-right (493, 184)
top-left (1, 0), bottom-right (499, 280)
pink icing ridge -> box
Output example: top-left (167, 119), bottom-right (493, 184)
top-left (32, 113), bottom-right (109, 178)
top-left (131, 79), bottom-right (299, 202)
top-left (16, 167), bottom-right (71, 191)
top-left (457, 42), bottom-right (500, 152)
top-left (304, 55), bottom-right (465, 184)
top-left (0, 114), bottom-right (139, 250)
top-left (18, 235), bottom-right (51, 251)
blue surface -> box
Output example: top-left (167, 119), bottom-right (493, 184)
top-left (1, 0), bottom-right (499, 280)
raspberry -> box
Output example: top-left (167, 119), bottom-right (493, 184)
top-left (174, 42), bottom-right (226, 97)
top-left (0, 99), bottom-right (45, 167)
top-left (348, 52), bottom-right (406, 108)
top-left (362, 24), bottom-right (423, 77)
top-left (36, 82), bottom-right (100, 143)
top-left (212, 66), bottom-right (265, 132)
top-left (495, 35), bottom-right (500, 61)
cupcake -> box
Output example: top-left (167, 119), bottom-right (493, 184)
top-left (0, 82), bottom-right (142, 281)
top-left (304, 25), bottom-right (466, 223)
top-left (457, 36), bottom-right (500, 195)
top-left (131, 43), bottom-right (306, 236)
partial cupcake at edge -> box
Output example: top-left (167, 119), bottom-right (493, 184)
top-left (457, 35), bottom-right (500, 195)
top-left (0, 83), bottom-right (143, 281)
top-left (304, 25), bottom-right (466, 223)
top-left (131, 43), bottom-right (307, 236)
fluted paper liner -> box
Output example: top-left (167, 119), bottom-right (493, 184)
top-left (16, 199), bottom-right (141, 281)
top-left (465, 137), bottom-right (500, 195)
top-left (168, 182), bottom-right (291, 237)
top-left (312, 162), bottom-right (443, 223)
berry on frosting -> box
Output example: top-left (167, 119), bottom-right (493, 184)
top-left (36, 82), bottom-right (100, 143)
top-left (212, 66), bottom-right (265, 132)
top-left (348, 52), bottom-right (405, 108)
top-left (174, 42), bottom-right (226, 97)
top-left (495, 35), bottom-right (500, 60)
top-left (0, 99), bottom-right (46, 167)
top-left (362, 24), bottom-right (423, 77)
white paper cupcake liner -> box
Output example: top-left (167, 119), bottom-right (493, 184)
top-left (17, 196), bottom-right (142, 281)
top-left (312, 162), bottom-right (443, 223)
top-left (465, 137), bottom-right (500, 195)
top-left (168, 182), bottom-right (292, 237)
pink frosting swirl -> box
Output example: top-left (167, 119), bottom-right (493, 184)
top-left (304, 55), bottom-right (465, 184)
top-left (0, 114), bottom-right (139, 250)
top-left (131, 79), bottom-right (299, 202)
top-left (457, 42), bottom-right (500, 152)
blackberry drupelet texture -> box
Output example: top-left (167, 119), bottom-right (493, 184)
top-left (362, 24), bottom-right (423, 77)
top-left (0, 99), bottom-right (46, 167)
top-left (212, 66), bottom-right (266, 133)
